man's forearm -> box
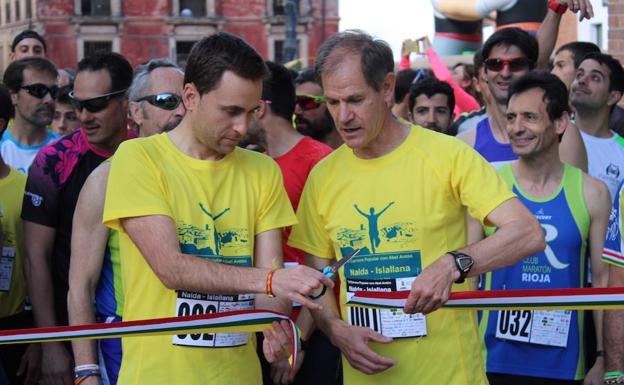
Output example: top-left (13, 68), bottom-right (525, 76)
top-left (25, 255), bottom-right (58, 327)
top-left (462, 214), bottom-right (544, 276)
top-left (536, 11), bottom-right (562, 70)
top-left (309, 291), bottom-right (344, 346)
top-left (605, 265), bottom-right (624, 371)
top-left (68, 287), bottom-right (98, 365)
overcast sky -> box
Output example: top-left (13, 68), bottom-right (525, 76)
top-left (338, 0), bottom-right (436, 60)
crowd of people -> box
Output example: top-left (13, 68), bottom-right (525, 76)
top-left (2, 0), bottom-right (624, 384)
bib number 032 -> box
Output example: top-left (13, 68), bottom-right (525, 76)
top-left (495, 309), bottom-right (571, 348)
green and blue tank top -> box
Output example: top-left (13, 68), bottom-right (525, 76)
top-left (479, 163), bottom-right (590, 381)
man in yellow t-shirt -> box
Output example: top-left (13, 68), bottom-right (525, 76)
top-left (102, 33), bottom-right (333, 385)
top-left (287, 30), bottom-right (546, 385)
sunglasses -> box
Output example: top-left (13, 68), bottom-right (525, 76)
top-left (296, 94), bottom-right (325, 111)
top-left (69, 89), bottom-right (127, 113)
top-left (20, 83), bottom-right (59, 99)
top-left (135, 93), bottom-right (182, 111)
top-left (484, 57), bottom-right (532, 72)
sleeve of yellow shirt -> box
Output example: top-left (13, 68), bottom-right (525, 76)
top-left (452, 144), bottom-right (516, 224)
top-left (288, 168), bottom-right (334, 260)
top-left (102, 139), bottom-right (172, 232)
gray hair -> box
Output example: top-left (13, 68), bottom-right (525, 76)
top-left (128, 58), bottom-right (183, 102)
top-left (314, 29), bottom-right (394, 92)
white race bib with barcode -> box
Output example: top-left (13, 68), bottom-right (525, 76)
top-left (0, 247), bottom-right (15, 292)
top-left (495, 309), bottom-right (572, 347)
top-left (346, 277), bottom-right (426, 338)
top-left (347, 305), bottom-right (427, 338)
top-left (172, 291), bottom-right (255, 347)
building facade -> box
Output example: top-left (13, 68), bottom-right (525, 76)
top-left (0, 0), bottom-right (338, 70)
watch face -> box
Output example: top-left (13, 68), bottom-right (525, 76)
top-left (457, 255), bottom-right (474, 271)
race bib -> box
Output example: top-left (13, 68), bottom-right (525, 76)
top-left (495, 309), bottom-right (572, 348)
top-left (344, 250), bottom-right (426, 339)
top-left (172, 291), bottom-right (255, 348)
top-left (0, 247), bottom-right (15, 292)
top-left (284, 261), bottom-right (301, 309)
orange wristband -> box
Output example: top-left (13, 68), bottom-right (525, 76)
top-left (266, 270), bottom-right (276, 298)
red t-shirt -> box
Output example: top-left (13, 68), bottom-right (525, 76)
top-left (274, 136), bottom-right (333, 264)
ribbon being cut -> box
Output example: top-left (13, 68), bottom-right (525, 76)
top-left (0, 287), bottom-right (622, 374)
top-left (0, 309), bottom-right (300, 375)
top-left (347, 287), bottom-right (624, 310)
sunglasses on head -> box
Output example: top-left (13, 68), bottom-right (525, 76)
top-left (296, 94), bottom-right (325, 111)
top-left (135, 93), bottom-right (182, 111)
top-left (484, 57), bottom-right (532, 72)
top-left (20, 83), bottom-right (59, 99)
top-left (69, 89), bottom-right (127, 113)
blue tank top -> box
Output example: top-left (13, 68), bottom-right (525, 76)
top-left (479, 164), bottom-right (590, 380)
top-left (95, 230), bottom-right (124, 318)
top-left (474, 118), bottom-right (517, 169)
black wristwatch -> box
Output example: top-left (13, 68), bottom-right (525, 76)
top-left (448, 251), bottom-right (474, 284)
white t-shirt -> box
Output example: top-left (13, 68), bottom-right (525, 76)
top-left (0, 129), bottom-right (59, 174)
top-left (580, 129), bottom-right (624, 201)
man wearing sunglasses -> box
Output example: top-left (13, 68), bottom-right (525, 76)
top-left (102, 33), bottom-right (333, 385)
top-left (457, 28), bottom-right (586, 172)
top-left (128, 59), bottom-right (185, 136)
top-left (21, 52), bottom-right (135, 385)
top-left (288, 30), bottom-right (544, 385)
top-left (1, 57), bottom-right (60, 174)
top-left (295, 68), bottom-right (342, 149)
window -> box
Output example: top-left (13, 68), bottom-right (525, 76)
top-left (591, 23), bottom-right (603, 49)
top-left (272, 0), bottom-right (303, 16)
top-left (84, 41), bottom-right (112, 57)
top-left (273, 0), bottom-right (286, 15)
top-left (5, 2), bottom-right (9, 23)
top-left (26, 0), bottom-right (31, 19)
top-left (179, 0), bottom-right (205, 17)
top-left (15, 0), bottom-right (20, 21)
top-left (273, 39), bottom-right (301, 64)
top-left (82, 0), bottom-right (111, 16)
top-left (176, 41), bottom-right (197, 67)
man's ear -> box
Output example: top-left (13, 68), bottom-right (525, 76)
top-left (129, 101), bottom-right (143, 127)
top-left (554, 111), bottom-right (569, 137)
top-left (182, 83), bottom-right (200, 111)
top-left (382, 72), bottom-right (396, 104)
top-left (608, 90), bottom-right (623, 107)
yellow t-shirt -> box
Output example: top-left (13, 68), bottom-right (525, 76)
top-left (289, 125), bottom-right (515, 385)
top-left (103, 133), bottom-right (297, 385)
top-left (0, 166), bottom-right (27, 318)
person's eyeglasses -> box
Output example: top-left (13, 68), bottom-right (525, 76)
top-left (69, 89), bottom-right (127, 113)
top-left (296, 94), bottom-right (325, 111)
top-left (20, 84), bottom-right (59, 99)
top-left (484, 57), bottom-right (532, 72)
top-left (135, 93), bottom-right (183, 111)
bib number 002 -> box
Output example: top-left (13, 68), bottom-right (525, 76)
top-left (176, 301), bottom-right (217, 341)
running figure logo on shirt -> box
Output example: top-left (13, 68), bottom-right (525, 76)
top-left (176, 203), bottom-right (249, 257)
top-left (354, 202), bottom-right (394, 254)
top-left (199, 203), bottom-right (230, 255)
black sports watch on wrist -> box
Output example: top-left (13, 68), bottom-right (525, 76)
top-left (448, 251), bottom-right (474, 284)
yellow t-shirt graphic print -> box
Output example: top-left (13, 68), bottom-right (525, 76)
top-left (103, 133), bottom-right (296, 385)
top-left (289, 125), bottom-right (515, 385)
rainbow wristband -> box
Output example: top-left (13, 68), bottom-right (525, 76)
top-left (605, 372), bottom-right (624, 384)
